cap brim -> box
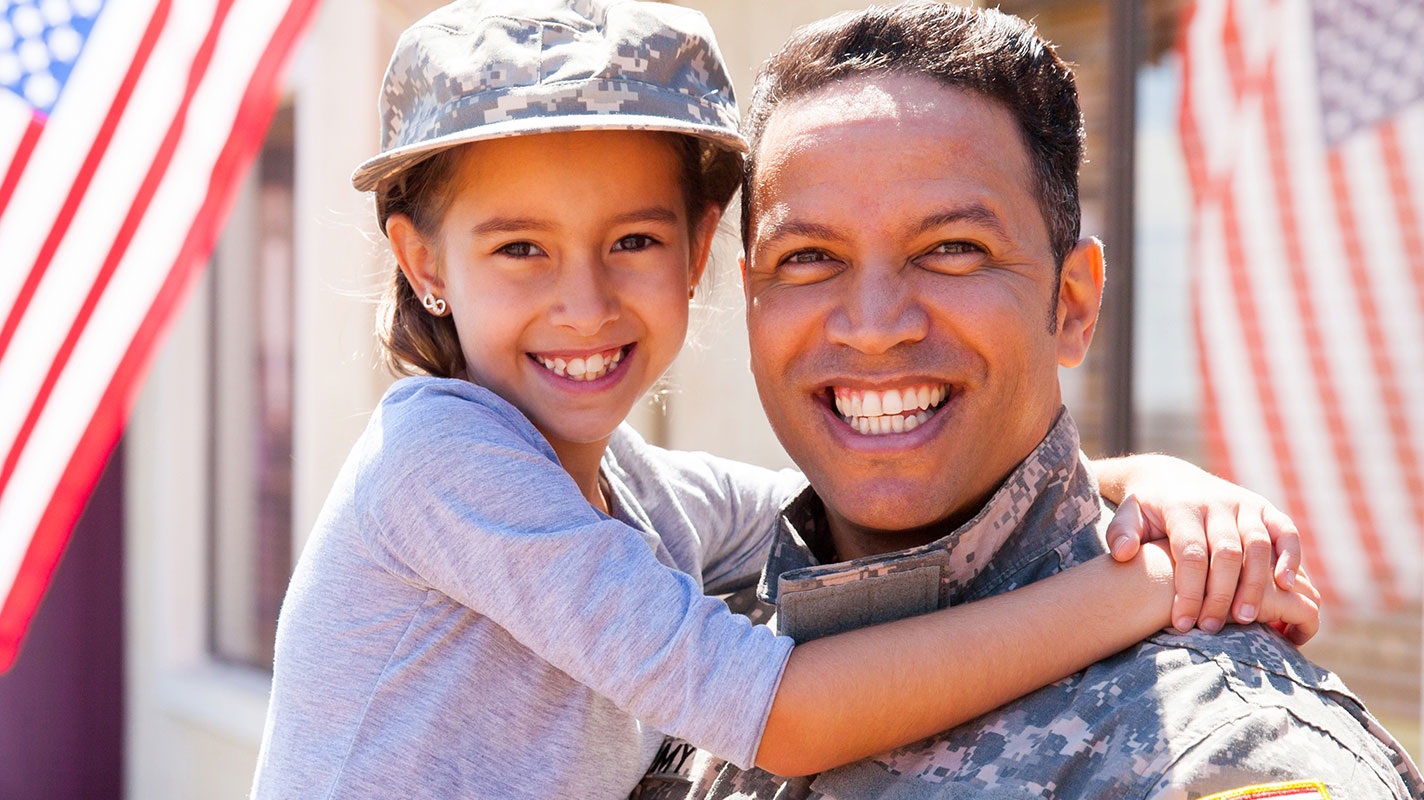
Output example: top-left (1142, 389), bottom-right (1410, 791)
top-left (351, 114), bottom-right (747, 192)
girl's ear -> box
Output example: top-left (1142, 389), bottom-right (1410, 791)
top-left (387, 213), bottom-right (442, 296)
top-left (687, 207), bottom-right (722, 291)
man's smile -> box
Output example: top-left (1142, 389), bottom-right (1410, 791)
top-left (830, 383), bottom-right (950, 436)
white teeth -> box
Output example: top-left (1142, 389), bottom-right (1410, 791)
top-left (862, 392), bottom-right (882, 417)
top-left (535, 347), bottom-right (625, 381)
top-left (831, 383), bottom-right (950, 436)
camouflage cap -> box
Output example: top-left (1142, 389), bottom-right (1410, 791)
top-left (352, 0), bottom-right (746, 192)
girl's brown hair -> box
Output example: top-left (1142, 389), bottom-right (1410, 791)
top-left (374, 134), bottom-right (742, 378)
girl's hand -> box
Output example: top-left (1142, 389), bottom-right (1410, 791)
top-left (1094, 454), bottom-right (1305, 638)
top-left (1136, 540), bottom-right (1320, 646)
top-left (1255, 564), bottom-right (1321, 645)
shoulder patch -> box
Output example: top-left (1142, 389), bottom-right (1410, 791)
top-left (629, 737), bottom-right (699, 800)
top-left (1199, 781), bottom-right (1331, 799)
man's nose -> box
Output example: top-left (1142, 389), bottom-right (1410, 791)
top-left (825, 265), bottom-right (929, 354)
top-left (548, 256), bottom-right (619, 336)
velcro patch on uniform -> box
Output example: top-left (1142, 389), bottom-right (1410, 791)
top-left (1199, 780), bottom-right (1331, 800)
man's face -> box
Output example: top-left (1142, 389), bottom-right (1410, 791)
top-left (743, 73), bottom-right (1102, 555)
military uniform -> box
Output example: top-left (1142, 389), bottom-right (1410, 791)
top-left (632, 411), bottom-right (1424, 800)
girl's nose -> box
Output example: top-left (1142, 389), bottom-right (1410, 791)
top-left (548, 257), bottom-right (619, 336)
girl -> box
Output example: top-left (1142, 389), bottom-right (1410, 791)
top-left (252, 1), bottom-right (1317, 797)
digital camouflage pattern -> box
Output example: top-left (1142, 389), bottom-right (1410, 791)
top-left (632, 411), bottom-right (1424, 800)
top-left (352, 0), bottom-right (745, 192)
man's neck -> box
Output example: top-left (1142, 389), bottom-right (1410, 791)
top-left (823, 491), bottom-right (996, 562)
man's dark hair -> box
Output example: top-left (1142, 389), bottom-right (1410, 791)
top-left (740, 2), bottom-right (1084, 271)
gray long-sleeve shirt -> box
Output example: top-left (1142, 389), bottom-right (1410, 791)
top-left (251, 377), bottom-right (799, 799)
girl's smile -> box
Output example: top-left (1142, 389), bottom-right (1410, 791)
top-left (531, 344), bottom-right (632, 382)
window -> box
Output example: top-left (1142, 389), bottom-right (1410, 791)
top-left (206, 103), bottom-right (296, 669)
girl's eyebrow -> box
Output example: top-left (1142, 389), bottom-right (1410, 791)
top-left (471, 208), bottom-right (680, 236)
top-left (608, 207), bottom-right (680, 226)
top-left (471, 216), bottom-right (553, 236)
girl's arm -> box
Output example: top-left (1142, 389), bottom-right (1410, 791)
top-left (754, 542), bottom-right (1319, 777)
top-left (1088, 454), bottom-right (1307, 640)
top-left (372, 384), bottom-right (1318, 777)
top-left (676, 449), bottom-right (1309, 640)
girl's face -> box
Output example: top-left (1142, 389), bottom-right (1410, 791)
top-left (392, 130), bottom-right (716, 453)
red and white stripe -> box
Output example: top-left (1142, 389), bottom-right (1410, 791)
top-left (1181, 0), bottom-right (1424, 611)
top-left (0, 0), bottom-right (318, 671)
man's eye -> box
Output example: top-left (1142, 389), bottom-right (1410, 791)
top-left (772, 250), bottom-right (839, 283)
top-left (612, 234), bottom-right (657, 252)
top-left (786, 249), bottom-right (830, 264)
top-left (918, 240), bottom-right (985, 274)
top-left (496, 241), bottom-right (544, 258)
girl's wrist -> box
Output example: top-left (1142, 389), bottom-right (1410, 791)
top-left (1123, 541), bottom-right (1176, 629)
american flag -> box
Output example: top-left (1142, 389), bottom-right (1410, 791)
top-left (1181, 0), bottom-right (1424, 611)
top-left (0, 0), bottom-right (318, 670)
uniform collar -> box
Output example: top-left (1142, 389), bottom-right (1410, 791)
top-left (758, 409), bottom-right (1104, 638)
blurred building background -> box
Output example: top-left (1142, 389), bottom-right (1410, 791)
top-left (0, 0), bottom-right (1418, 797)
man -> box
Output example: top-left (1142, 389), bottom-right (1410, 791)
top-left (641, 4), bottom-right (1423, 798)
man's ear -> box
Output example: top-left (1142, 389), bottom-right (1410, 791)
top-left (386, 213), bottom-right (442, 298)
top-left (1055, 236), bottom-right (1105, 368)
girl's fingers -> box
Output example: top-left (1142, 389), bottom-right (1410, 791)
top-left (1228, 504), bottom-right (1274, 625)
top-left (1293, 565), bottom-right (1321, 606)
top-left (1105, 495), bottom-right (1146, 562)
top-left (1162, 504), bottom-right (1208, 633)
top-left (1261, 567), bottom-right (1320, 645)
top-left (1196, 504), bottom-right (1243, 634)
top-left (1263, 504), bottom-right (1303, 591)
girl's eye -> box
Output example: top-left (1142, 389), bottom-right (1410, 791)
top-left (496, 241), bottom-right (544, 258)
top-left (612, 234), bottom-right (657, 252)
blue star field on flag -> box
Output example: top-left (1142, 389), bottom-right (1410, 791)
top-left (0, 0), bottom-right (104, 116)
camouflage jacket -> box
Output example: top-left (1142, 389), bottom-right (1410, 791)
top-left (631, 411), bottom-right (1424, 800)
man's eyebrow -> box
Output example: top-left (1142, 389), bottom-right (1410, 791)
top-left (755, 218), bottom-right (845, 249)
top-left (915, 205), bottom-right (1011, 239)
